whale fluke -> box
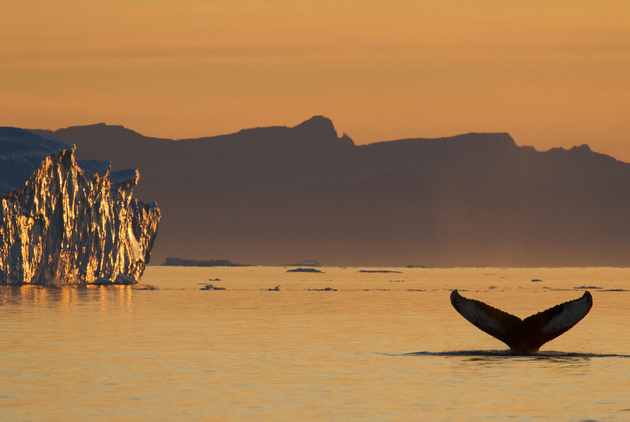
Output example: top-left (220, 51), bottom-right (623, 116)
top-left (450, 290), bottom-right (592, 354)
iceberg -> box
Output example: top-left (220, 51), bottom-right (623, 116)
top-left (0, 127), bottom-right (160, 285)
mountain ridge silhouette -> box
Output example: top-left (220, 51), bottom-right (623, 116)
top-left (33, 116), bottom-right (630, 267)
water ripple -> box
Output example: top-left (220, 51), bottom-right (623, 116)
top-left (396, 350), bottom-right (630, 359)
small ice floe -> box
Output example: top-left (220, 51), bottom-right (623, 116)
top-left (200, 284), bottom-right (226, 291)
top-left (531, 279), bottom-right (543, 282)
top-left (574, 285), bottom-right (602, 289)
top-left (388, 279), bottom-right (405, 283)
top-left (307, 287), bottom-right (337, 291)
top-left (287, 268), bottom-right (323, 273)
top-left (135, 285), bottom-right (158, 290)
top-left (268, 285), bottom-right (281, 291)
top-left (209, 278), bottom-right (221, 282)
top-left (358, 270), bottom-right (403, 274)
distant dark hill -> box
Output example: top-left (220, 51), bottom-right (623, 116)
top-left (35, 116), bottom-right (630, 267)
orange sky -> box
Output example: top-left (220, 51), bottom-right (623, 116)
top-left (3, 1), bottom-right (630, 161)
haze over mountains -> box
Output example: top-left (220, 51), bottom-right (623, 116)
top-left (35, 116), bottom-right (630, 267)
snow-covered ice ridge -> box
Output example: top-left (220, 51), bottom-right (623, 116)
top-left (0, 127), bottom-right (160, 285)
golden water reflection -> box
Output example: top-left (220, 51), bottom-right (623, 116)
top-left (1, 267), bottom-right (629, 421)
top-left (0, 284), bottom-right (136, 310)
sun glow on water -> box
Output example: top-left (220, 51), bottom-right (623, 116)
top-left (0, 266), bottom-right (629, 420)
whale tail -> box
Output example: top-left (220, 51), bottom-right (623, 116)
top-left (450, 290), bottom-right (593, 354)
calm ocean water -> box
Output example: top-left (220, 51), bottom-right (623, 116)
top-left (1, 267), bottom-right (629, 421)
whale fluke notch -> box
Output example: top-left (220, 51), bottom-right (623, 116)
top-left (450, 290), bottom-right (593, 354)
